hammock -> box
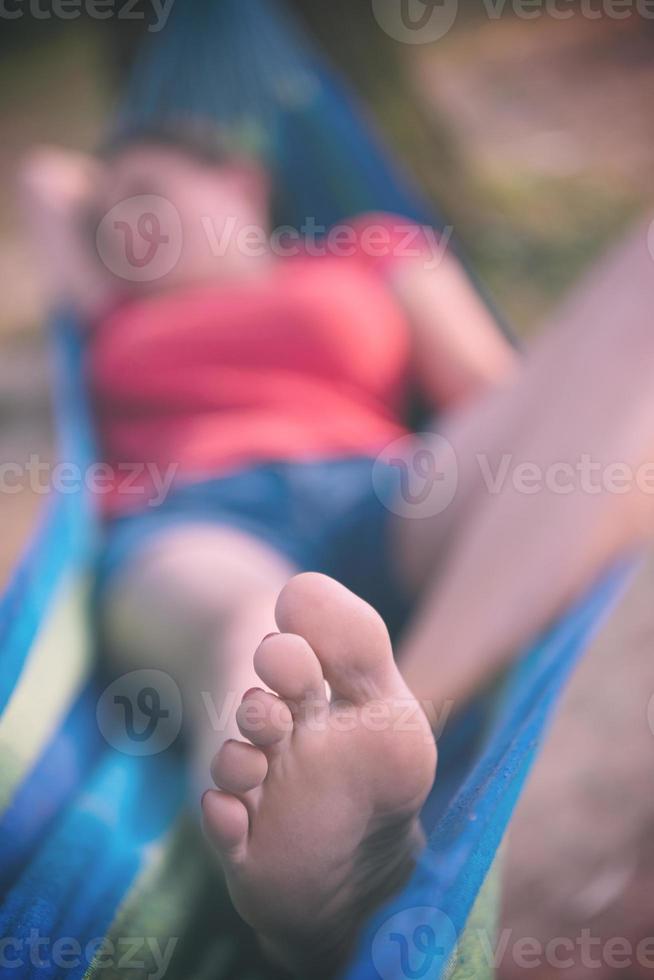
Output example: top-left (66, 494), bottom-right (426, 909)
top-left (0, 2), bottom-right (630, 977)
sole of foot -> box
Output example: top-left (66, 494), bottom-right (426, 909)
top-left (202, 572), bottom-right (437, 977)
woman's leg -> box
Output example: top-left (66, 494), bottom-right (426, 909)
top-left (99, 523), bottom-right (297, 792)
top-left (103, 525), bottom-right (439, 975)
top-left (394, 220), bottom-right (654, 717)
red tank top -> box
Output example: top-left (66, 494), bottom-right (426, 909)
top-left (87, 219), bottom-right (419, 514)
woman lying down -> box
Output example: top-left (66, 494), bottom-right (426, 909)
top-left (21, 123), bottom-right (654, 976)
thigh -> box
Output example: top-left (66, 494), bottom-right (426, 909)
top-left (99, 522), bottom-right (297, 676)
top-left (388, 385), bottom-right (524, 595)
top-left (392, 225), bottom-right (654, 596)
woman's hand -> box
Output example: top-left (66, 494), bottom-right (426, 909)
top-left (18, 146), bottom-right (113, 322)
top-left (387, 250), bottom-right (519, 411)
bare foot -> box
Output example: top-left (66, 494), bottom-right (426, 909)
top-left (202, 573), bottom-right (437, 977)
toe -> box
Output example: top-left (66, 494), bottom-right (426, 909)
top-left (254, 632), bottom-right (327, 708)
top-left (202, 790), bottom-right (249, 861)
top-left (211, 739), bottom-right (268, 794)
top-left (236, 688), bottom-right (293, 747)
top-left (275, 573), bottom-right (400, 705)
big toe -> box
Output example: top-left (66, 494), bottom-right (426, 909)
top-left (275, 573), bottom-right (402, 705)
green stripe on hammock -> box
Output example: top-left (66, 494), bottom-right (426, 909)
top-left (0, 577), bottom-right (93, 813)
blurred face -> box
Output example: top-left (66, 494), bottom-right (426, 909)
top-left (92, 145), bottom-right (271, 296)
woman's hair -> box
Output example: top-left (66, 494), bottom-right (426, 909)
top-left (101, 118), bottom-right (263, 169)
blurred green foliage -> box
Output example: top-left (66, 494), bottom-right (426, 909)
top-left (288, 0), bottom-right (643, 330)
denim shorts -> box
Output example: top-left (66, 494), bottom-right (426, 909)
top-left (96, 457), bottom-right (412, 639)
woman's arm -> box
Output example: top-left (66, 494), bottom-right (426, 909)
top-left (387, 251), bottom-right (518, 410)
top-left (19, 146), bottom-right (114, 323)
